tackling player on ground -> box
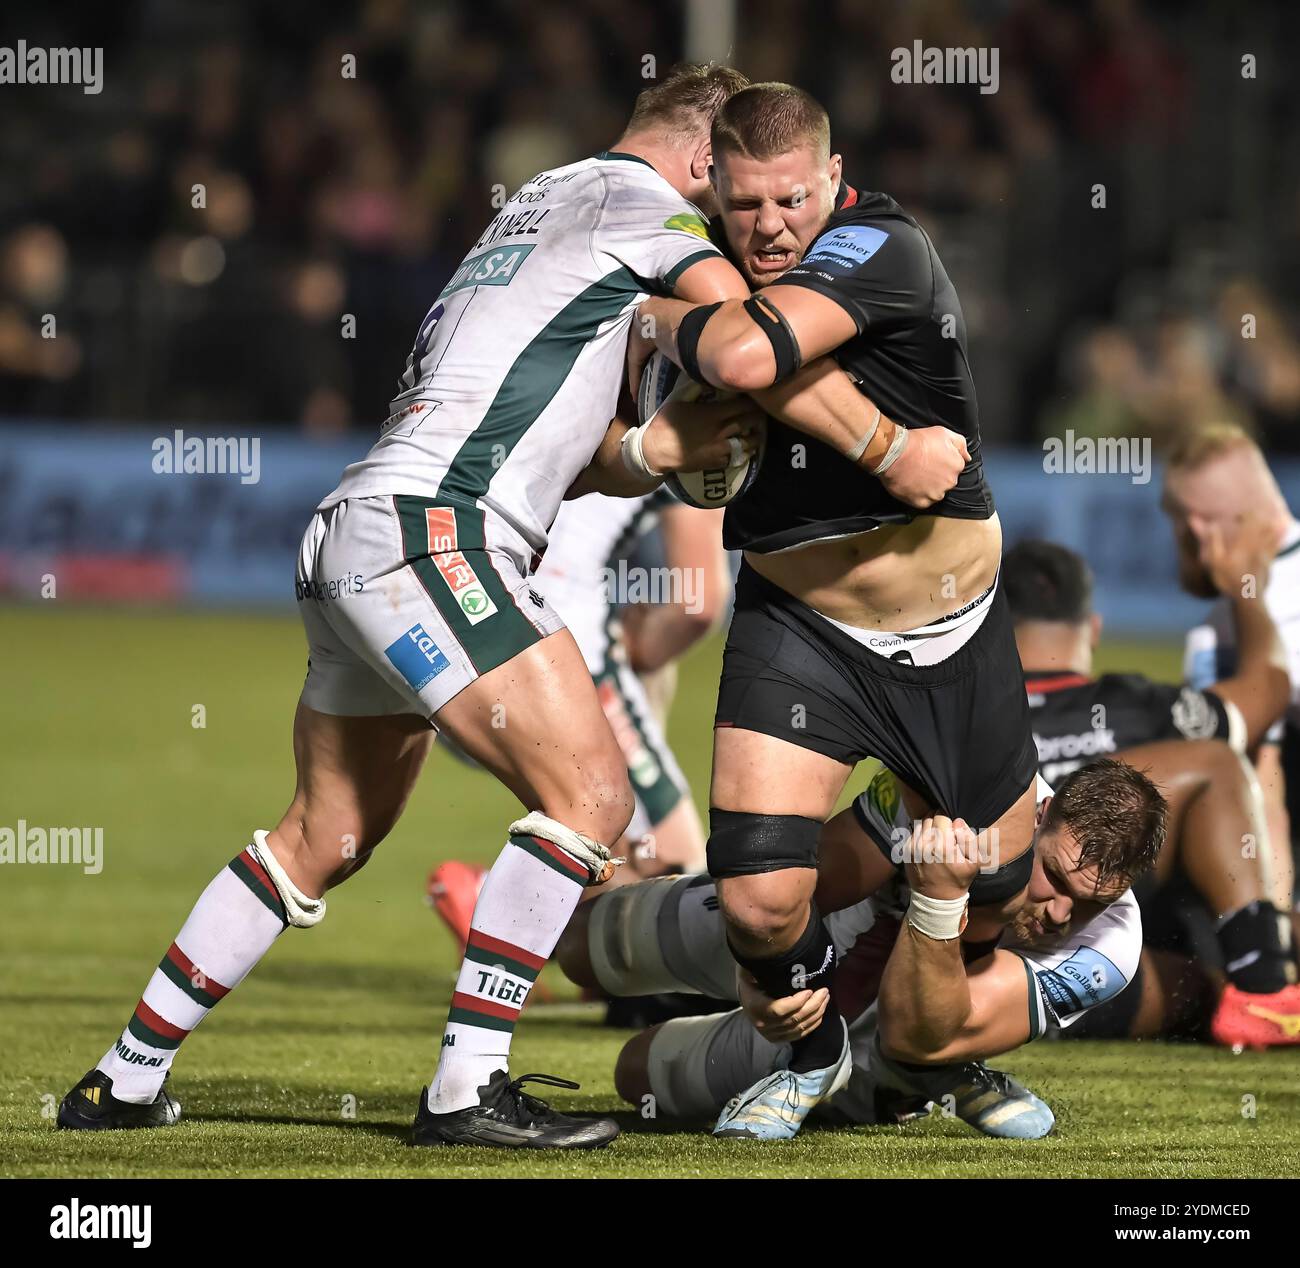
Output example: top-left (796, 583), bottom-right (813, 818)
top-left (557, 759), bottom-right (1164, 1137)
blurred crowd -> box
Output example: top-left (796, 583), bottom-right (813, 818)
top-left (1, 0), bottom-right (1298, 448)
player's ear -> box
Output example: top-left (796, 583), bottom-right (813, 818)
top-left (1035, 795), bottom-right (1051, 827)
top-left (1089, 612), bottom-right (1103, 648)
top-left (691, 138), bottom-right (712, 182)
top-left (828, 152), bottom-right (842, 190)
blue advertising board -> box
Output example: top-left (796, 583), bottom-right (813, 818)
top-left (2, 424), bottom-right (1298, 635)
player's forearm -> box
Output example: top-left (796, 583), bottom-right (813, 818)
top-left (877, 924), bottom-right (973, 1061)
top-left (565, 419), bottom-right (663, 500)
top-left (639, 297), bottom-right (776, 392)
top-left (751, 356), bottom-right (900, 470)
top-left (1217, 596), bottom-right (1290, 747)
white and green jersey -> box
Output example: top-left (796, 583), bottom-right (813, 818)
top-left (321, 152), bottom-right (720, 568)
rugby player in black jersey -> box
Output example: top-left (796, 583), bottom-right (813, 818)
top-left (1003, 538), bottom-right (1300, 1046)
top-left (633, 83), bottom-right (1041, 1137)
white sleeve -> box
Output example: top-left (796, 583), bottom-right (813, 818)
top-left (1011, 891), bottom-right (1143, 1036)
top-left (1187, 605), bottom-right (1284, 745)
top-left (1184, 621), bottom-right (1221, 691)
top-left (592, 173), bottom-right (722, 293)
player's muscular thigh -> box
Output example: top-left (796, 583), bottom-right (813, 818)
top-left (435, 629), bottom-right (635, 846)
top-left (712, 727), bottom-right (851, 947)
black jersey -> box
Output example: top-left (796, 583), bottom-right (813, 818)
top-left (1024, 670), bottom-right (1238, 786)
top-left (722, 182), bottom-right (994, 554)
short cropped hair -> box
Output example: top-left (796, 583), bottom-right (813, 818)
top-left (1042, 758), bottom-right (1166, 891)
top-left (624, 62), bottom-right (751, 143)
top-left (1003, 540), bottom-right (1094, 625)
top-left (1164, 421), bottom-right (1258, 475)
top-left (711, 81), bottom-right (831, 160)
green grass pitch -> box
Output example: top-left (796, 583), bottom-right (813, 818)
top-left (2, 604), bottom-right (1297, 1178)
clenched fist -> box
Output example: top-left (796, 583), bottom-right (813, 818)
top-left (877, 425), bottom-right (970, 508)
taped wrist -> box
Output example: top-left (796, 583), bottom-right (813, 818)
top-left (743, 294), bottom-right (802, 381)
top-left (706, 809), bottom-right (821, 878)
top-left (676, 301), bottom-right (721, 384)
top-left (869, 422), bottom-right (909, 475)
top-left (907, 891), bottom-right (968, 941)
top-left (620, 422), bottom-right (663, 479)
top-left (846, 407), bottom-right (882, 463)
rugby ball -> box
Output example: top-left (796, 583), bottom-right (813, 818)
top-left (637, 349), bottom-right (763, 509)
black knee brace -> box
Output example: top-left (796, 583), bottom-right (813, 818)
top-left (706, 810), bottom-right (821, 878)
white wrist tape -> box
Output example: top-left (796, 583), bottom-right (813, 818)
top-left (511, 812), bottom-right (624, 886)
top-left (250, 831), bottom-right (327, 928)
top-left (907, 890), bottom-right (968, 941)
top-left (845, 407), bottom-right (881, 463)
top-left (869, 423), bottom-right (909, 475)
top-left (620, 423), bottom-right (663, 480)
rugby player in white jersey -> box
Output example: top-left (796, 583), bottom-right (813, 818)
top-left (556, 759), bottom-right (1164, 1138)
top-left (57, 64), bottom-right (768, 1149)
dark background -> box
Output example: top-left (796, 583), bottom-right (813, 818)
top-left (2, 0), bottom-right (1297, 454)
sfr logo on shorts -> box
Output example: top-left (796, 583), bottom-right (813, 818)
top-left (426, 507), bottom-right (459, 554)
top-left (425, 508), bottom-right (498, 626)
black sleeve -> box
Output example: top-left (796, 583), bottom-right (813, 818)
top-left (775, 216), bottom-right (932, 334)
top-left (1126, 678), bottom-right (1234, 744)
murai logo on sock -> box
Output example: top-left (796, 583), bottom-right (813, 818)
top-left (49, 1200), bottom-right (151, 1249)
